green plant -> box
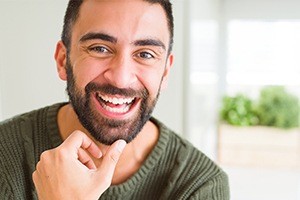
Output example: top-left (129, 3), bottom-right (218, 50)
top-left (220, 94), bottom-right (259, 126)
top-left (255, 86), bottom-right (299, 129)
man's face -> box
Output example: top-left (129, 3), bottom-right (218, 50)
top-left (59, 0), bottom-right (173, 145)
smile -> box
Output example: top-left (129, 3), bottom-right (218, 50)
top-left (95, 92), bottom-right (138, 115)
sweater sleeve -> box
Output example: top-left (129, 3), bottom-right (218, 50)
top-left (188, 172), bottom-right (230, 200)
top-left (0, 169), bottom-right (14, 200)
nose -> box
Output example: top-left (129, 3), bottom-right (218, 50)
top-left (103, 54), bottom-right (138, 89)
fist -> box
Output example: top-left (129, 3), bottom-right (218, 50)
top-left (32, 131), bottom-right (126, 200)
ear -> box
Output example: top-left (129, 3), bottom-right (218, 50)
top-left (161, 53), bottom-right (174, 90)
top-left (54, 41), bottom-right (68, 81)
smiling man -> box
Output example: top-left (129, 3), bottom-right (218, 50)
top-left (0, 0), bottom-right (229, 199)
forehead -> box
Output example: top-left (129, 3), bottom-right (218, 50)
top-left (72, 0), bottom-right (170, 46)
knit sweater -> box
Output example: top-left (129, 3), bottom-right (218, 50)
top-left (0, 103), bottom-right (230, 200)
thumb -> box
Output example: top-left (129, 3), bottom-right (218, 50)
top-left (95, 140), bottom-right (127, 192)
top-left (104, 140), bottom-right (127, 165)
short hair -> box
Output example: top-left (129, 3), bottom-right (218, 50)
top-left (61, 0), bottom-right (174, 54)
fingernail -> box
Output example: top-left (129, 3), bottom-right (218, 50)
top-left (117, 140), bottom-right (126, 152)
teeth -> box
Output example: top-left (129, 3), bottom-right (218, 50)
top-left (102, 104), bottom-right (130, 113)
top-left (97, 93), bottom-right (134, 105)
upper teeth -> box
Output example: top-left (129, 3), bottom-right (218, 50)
top-left (98, 93), bottom-right (134, 105)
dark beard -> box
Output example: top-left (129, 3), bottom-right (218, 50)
top-left (65, 58), bottom-right (161, 145)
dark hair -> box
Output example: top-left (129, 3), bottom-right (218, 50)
top-left (61, 0), bottom-right (174, 54)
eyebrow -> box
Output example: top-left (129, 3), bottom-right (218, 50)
top-left (79, 32), bottom-right (117, 43)
top-left (133, 39), bottom-right (166, 51)
top-left (79, 32), bottom-right (166, 51)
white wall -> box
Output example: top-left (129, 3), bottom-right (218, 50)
top-left (0, 0), bottom-right (186, 134)
top-left (224, 0), bottom-right (300, 19)
top-left (153, 0), bottom-right (186, 134)
top-left (0, 0), bottom-right (67, 120)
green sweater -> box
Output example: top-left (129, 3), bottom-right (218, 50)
top-left (0, 103), bottom-right (230, 200)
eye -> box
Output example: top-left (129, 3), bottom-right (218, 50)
top-left (137, 51), bottom-right (154, 59)
top-left (86, 45), bottom-right (113, 58)
top-left (88, 46), bottom-right (110, 54)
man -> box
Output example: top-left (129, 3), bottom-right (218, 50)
top-left (0, 0), bottom-right (230, 199)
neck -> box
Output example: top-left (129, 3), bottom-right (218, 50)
top-left (57, 103), bottom-right (159, 184)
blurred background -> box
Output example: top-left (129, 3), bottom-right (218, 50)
top-left (0, 0), bottom-right (300, 199)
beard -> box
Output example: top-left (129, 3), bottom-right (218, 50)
top-left (65, 57), bottom-right (161, 145)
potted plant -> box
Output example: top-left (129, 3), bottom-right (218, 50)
top-left (218, 86), bottom-right (300, 168)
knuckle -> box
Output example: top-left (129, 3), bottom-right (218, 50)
top-left (39, 149), bottom-right (55, 165)
top-left (55, 147), bottom-right (69, 160)
top-left (32, 171), bottom-right (37, 181)
top-left (35, 161), bottom-right (41, 171)
top-left (39, 150), bottom-right (50, 161)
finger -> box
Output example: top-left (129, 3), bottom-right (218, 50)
top-left (32, 170), bottom-right (44, 198)
top-left (32, 171), bottom-right (41, 196)
top-left (78, 148), bottom-right (97, 170)
top-left (97, 140), bottom-right (126, 183)
top-left (32, 170), bottom-right (38, 185)
top-left (62, 131), bottom-right (102, 159)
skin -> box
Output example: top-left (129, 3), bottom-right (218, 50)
top-left (32, 0), bottom-right (173, 199)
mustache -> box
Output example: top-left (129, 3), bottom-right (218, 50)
top-left (85, 83), bottom-right (148, 98)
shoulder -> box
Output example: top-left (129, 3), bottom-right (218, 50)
top-left (0, 102), bottom-right (65, 133)
top-left (0, 109), bottom-right (39, 198)
top-left (0, 104), bottom-right (50, 138)
top-left (0, 103), bottom-right (57, 159)
top-left (0, 111), bottom-right (32, 144)
top-left (152, 118), bottom-right (230, 199)
top-left (0, 102), bottom-right (65, 153)
top-left (0, 103), bottom-right (65, 199)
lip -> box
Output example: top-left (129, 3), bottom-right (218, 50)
top-left (91, 92), bottom-right (141, 120)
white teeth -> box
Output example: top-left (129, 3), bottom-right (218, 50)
top-left (102, 104), bottom-right (130, 113)
top-left (96, 93), bottom-right (135, 114)
top-left (98, 93), bottom-right (134, 105)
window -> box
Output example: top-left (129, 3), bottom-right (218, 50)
top-left (227, 20), bottom-right (300, 97)
top-left (188, 19), bottom-right (300, 159)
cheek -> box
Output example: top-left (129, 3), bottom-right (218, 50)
top-left (136, 66), bottom-right (165, 97)
top-left (72, 58), bottom-right (109, 87)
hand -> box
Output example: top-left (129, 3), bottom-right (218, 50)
top-left (32, 131), bottom-right (126, 200)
